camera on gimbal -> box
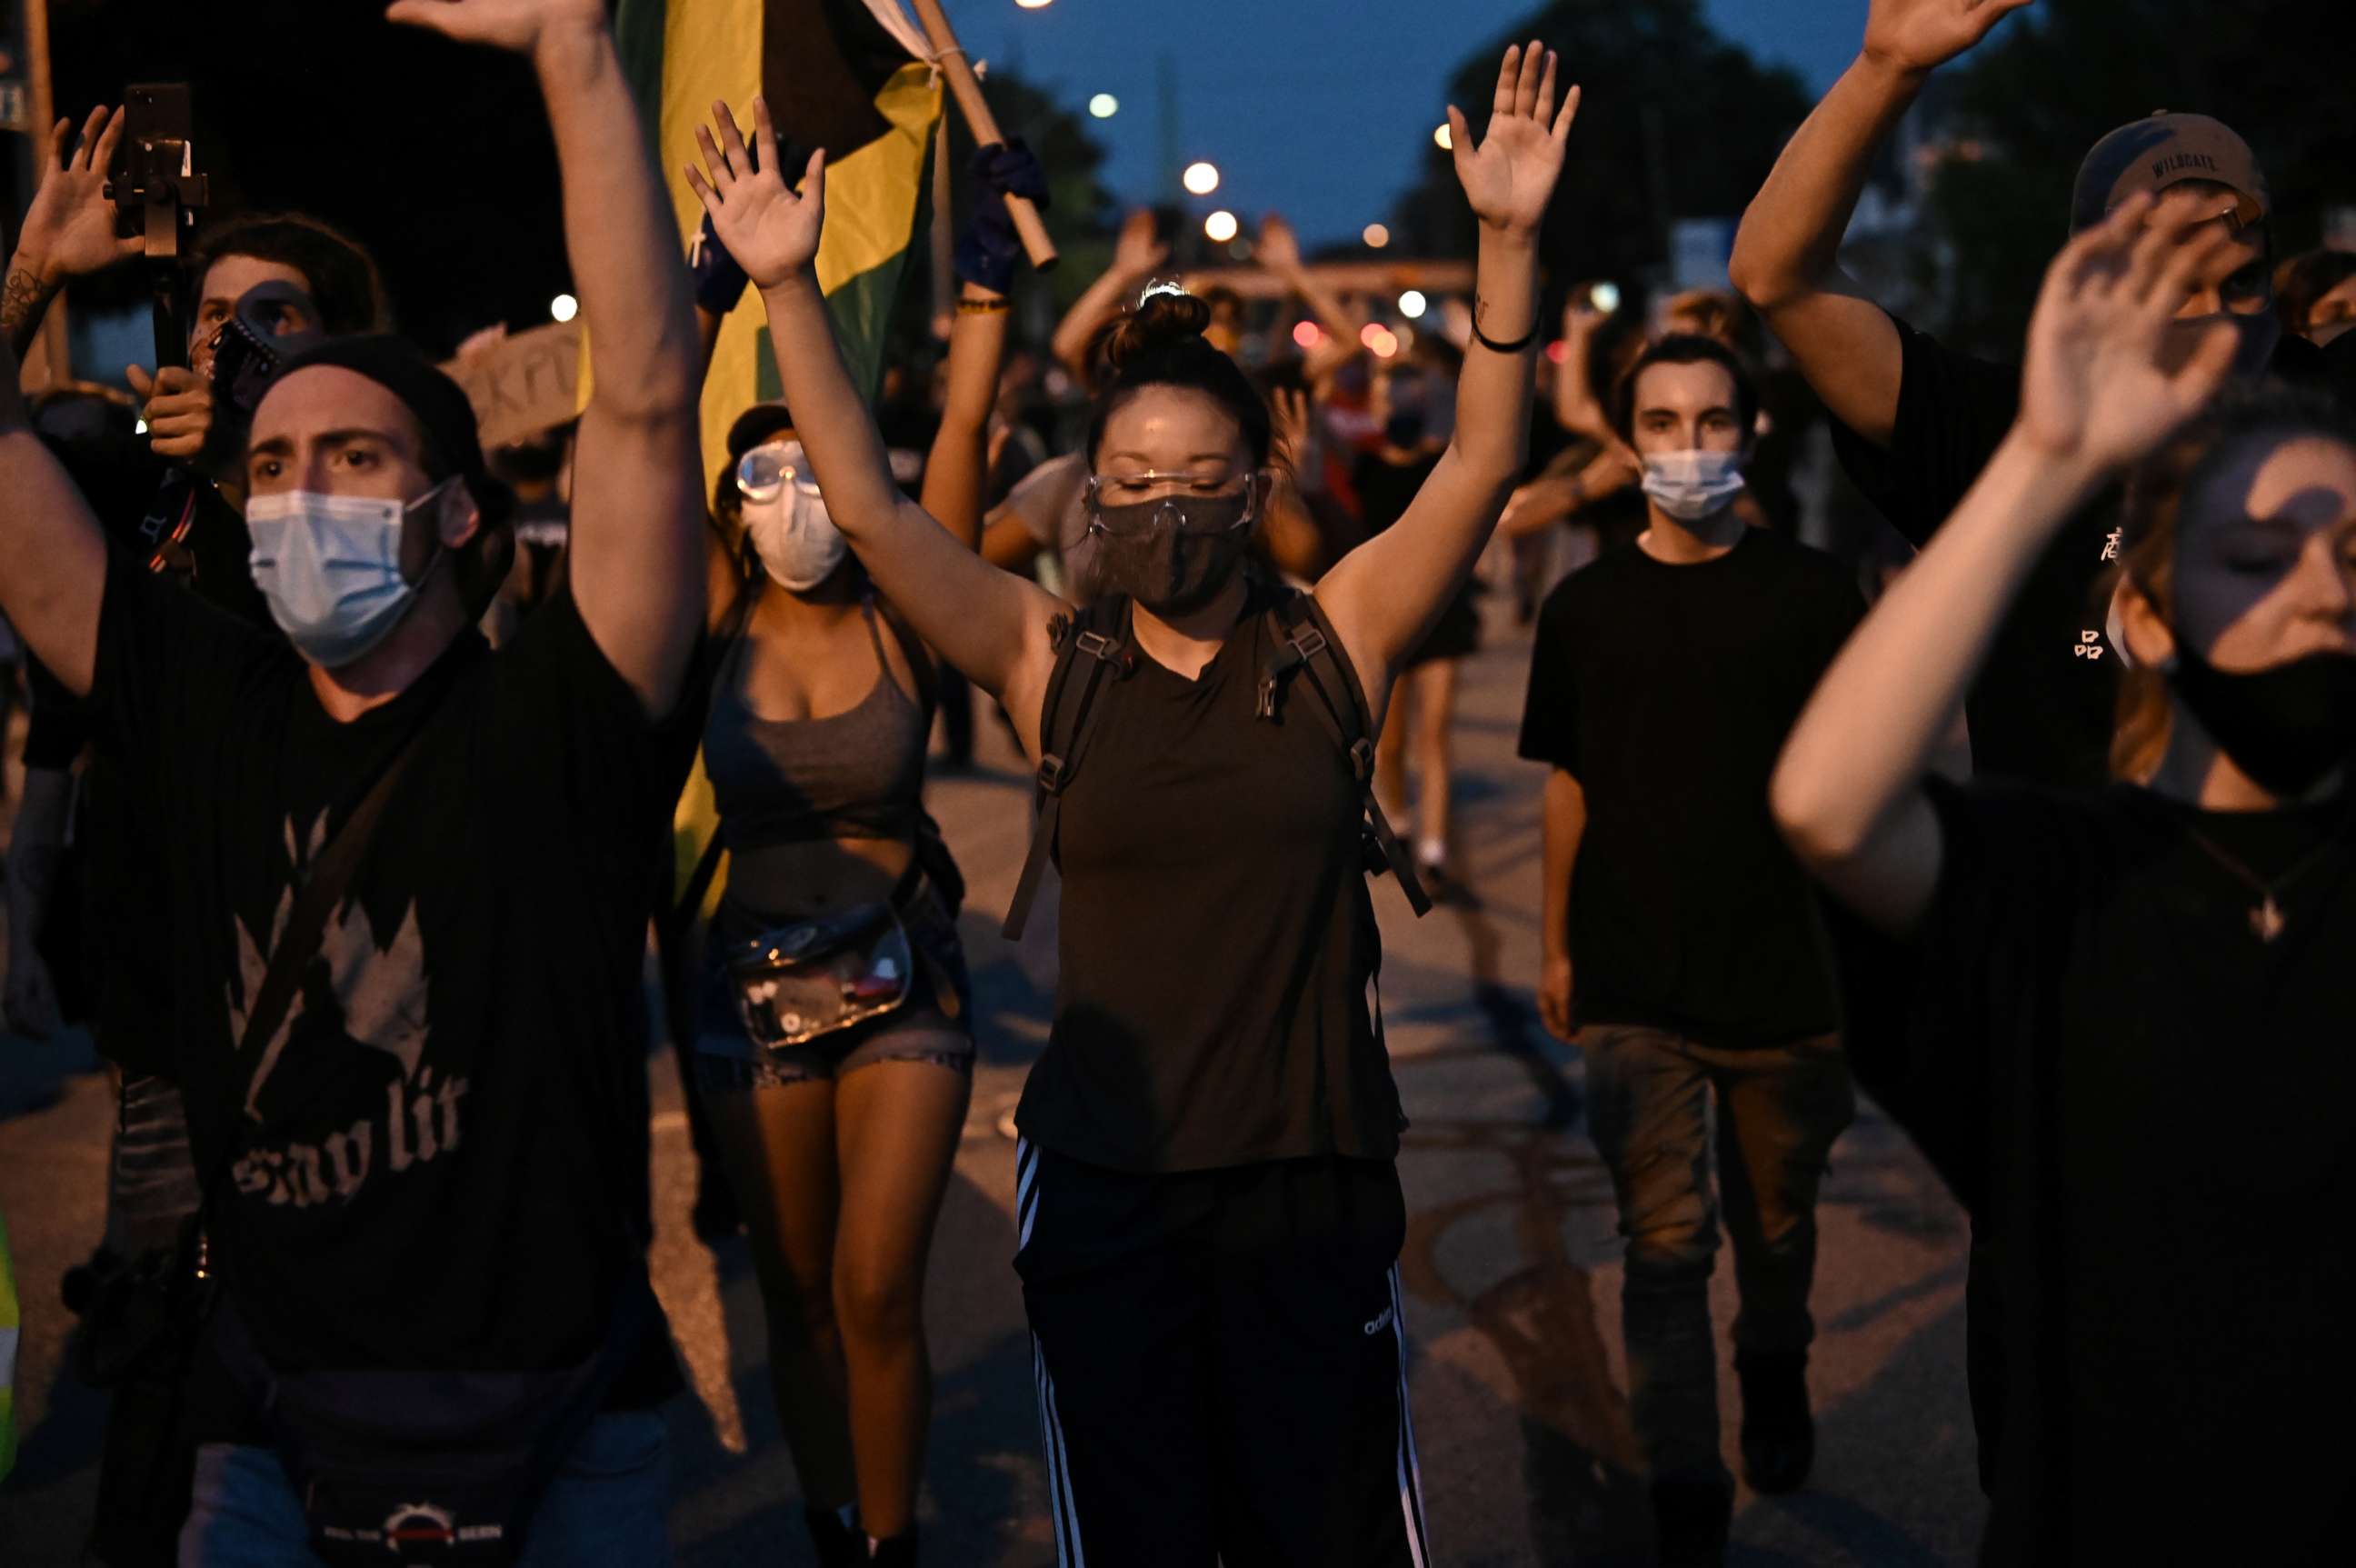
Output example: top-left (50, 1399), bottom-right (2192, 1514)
top-left (104, 83), bottom-right (209, 370)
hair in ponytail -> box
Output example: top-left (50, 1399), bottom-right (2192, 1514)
top-left (1085, 284), bottom-right (1272, 468)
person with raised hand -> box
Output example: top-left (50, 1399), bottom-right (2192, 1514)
top-left (0, 0), bottom-right (704, 1557)
top-left (681, 137), bottom-right (1036, 1568)
top-left (691, 40), bottom-right (1574, 1565)
top-left (1772, 195), bottom-right (2356, 1562)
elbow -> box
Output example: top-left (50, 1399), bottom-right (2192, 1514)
top-left (1769, 756), bottom-right (1872, 877)
top-left (1727, 225), bottom-right (1804, 316)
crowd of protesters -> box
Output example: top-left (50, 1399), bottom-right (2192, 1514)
top-left (2, 0), bottom-right (2354, 1564)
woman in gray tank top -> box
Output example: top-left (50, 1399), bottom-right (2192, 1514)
top-left (679, 164), bottom-right (1029, 1565)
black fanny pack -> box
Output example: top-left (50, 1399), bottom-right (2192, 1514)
top-left (210, 1275), bottom-right (658, 1566)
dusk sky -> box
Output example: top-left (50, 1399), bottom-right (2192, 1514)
top-left (955, 0), bottom-right (1871, 245)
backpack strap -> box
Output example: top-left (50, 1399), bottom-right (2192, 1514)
top-left (1002, 597), bottom-right (1135, 940)
top-left (1256, 590), bottom-right (1433, 918)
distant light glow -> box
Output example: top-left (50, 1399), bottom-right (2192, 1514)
top-left (1398, 289), bottom-right (1428, 320)
top-left (1361, 323), bottom-right (1401, 358)
top-left (1293, 320), bottom-right (1324, 350)
top-left (1203, 209), bottom-right (1239, 244)
top-left (1433, 123), bottom-right (1453, 152)
top-left (1228, 239), bottom-right (1254, 261)
top-left (1015, 0), bottom-right (1053, 9)
top-left (1363, 223), bottom-right (1391, 249)
top-left (1545, 339), bottom-right (1571, 365)
top-left (1590, 281), bottom-right (1622, 314)
top-left (1182, 161), bottom-right (1221, 196)
top-left (551, 294), bottom-right (579, 323)
top-left (1088, 94), bottom-right (1119, 119)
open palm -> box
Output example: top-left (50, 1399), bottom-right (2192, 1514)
top-left (20, 107), bottom-right (142, 281)
top-left (1449, 42), bottom-right (1579, 236)
top-left (1862, 0), bottom-right (2035, 75)
top-left (2018, 193), bottom-right (2239, 473)
top-left (686, 98), bottom-right (825, 293)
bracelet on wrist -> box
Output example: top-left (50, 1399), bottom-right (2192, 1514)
top-left (956, 295), bottom-right (1011, 315)
top-left (1470, 317), bottom-right (1539, 355)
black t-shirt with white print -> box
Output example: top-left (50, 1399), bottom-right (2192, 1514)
top-left (89, 557), bottom-right (688, 1414)
top-left (1827, 311), bottom-right (2354, 790)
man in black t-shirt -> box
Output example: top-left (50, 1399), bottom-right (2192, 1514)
top-left (1520, 337), bottom-right (1864, 1565)
top-left (0, 2), bottom-right (706, 1556)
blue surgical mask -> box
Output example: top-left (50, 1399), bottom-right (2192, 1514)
top-left (1640, 449), bottom-right (1747, 522)
top-left (245, 482), bottom-right (452, 668)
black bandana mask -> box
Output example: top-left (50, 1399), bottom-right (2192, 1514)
top-left (1086, 491), bottom-right (1254, 616)
top-left (2168, 643), bottom-right (2356, 797)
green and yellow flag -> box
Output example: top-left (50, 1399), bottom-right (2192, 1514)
top-left (616, 0), bottom-right (943, 926)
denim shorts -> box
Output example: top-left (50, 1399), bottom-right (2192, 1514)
top-left (694, 883), bottom-right (975, 1092)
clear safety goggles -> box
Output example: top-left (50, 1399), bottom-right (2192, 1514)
top-left (737, 442), bottom-right (824, 505)
top-left (1083, 470), bottom-right (1261, 536)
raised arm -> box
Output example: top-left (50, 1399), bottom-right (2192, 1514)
top-left (1772, 195), bottom-right (2238, 933)
top-left (4, 106), bottom-right (141, 362)
top-left (0, 324), bottom-right (110, 697)
top-left (1050, 209), bottom-right (1167, 382)
top-left (1258, 214), bottom-right (1365, 382)
top-left (918, 144), bottom-right (1043, 550)
top-left (1317, 42), bottom-right (1576, 688)
top-left (393, 0), bottom-right (706, 717)
top-left (1728, 0), bottom-right (2032, 446)
top-left (1549, 297), bottom-right (1616, 447)
top-left (689, 98), bottom-right (1064, 750)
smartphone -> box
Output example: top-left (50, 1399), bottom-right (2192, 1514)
top-left (111, 84), bottom-right (197, 239)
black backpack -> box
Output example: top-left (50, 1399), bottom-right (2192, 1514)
top-left (1002, 587), bottom-right (1433, 939)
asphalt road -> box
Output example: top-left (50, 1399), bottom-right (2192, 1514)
top-left (0, 595), bottom-right (1984, 1565)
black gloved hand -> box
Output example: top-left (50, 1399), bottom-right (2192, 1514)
top-left (690, 209), bottom-right (752, 316)
top-left (955, 137), bottom-right (1050, 295)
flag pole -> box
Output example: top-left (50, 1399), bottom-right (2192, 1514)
top-left (903, 0), bottom-right (1058, 273)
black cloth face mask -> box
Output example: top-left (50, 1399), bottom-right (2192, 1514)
top-left (1086, 491), bottom-right (1255, 616)
top-left (2168, 642), bottom-right (2356, 797)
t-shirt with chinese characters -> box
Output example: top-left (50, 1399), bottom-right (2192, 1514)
top-left (1827, 310), bottom-right (2354, 789)
top-left (87, 558), bottom-right (689, 1424)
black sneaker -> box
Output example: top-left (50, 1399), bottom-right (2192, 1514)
top-left (1737, 1349), bottom-right (1815, 1494)
top-left (1650, 1471), bottom-right (1732, 1568)
top-left (804, 1507), bottom-right (866, 1568)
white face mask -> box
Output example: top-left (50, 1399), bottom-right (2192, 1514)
top-left (245, 482), bottom-right (452, 669)
top-left (1640, 448), bottom-right (1747, 522)
top-left (744, 444), bottom-right (847, 591)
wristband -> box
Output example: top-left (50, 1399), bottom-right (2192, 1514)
top-left (956, 295), bottom-right (1012, 315)
top-left (1470, 317), bottom-right (1539, 355)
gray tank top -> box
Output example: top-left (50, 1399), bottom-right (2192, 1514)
top-left (703, 593), bottom-right (930, 851)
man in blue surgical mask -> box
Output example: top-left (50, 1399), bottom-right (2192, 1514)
top-left (1519, 334), bottom-right (1870, 1564)
top-left (0, 0), bottom-right (706, 1558)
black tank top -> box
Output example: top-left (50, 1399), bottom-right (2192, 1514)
top-left (1013, 583), bottom-right (1403, 1172)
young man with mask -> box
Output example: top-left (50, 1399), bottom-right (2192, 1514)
top-left (1519, 336), bottom-right (1866, 1568)
top-left (1729, 0), bottom-right (2355, 791)
top-left (0, 0), bottom-right (704, 1558)
top-left (3, 114), bottom-right (390, 1372)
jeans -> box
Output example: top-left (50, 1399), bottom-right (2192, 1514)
top-left (179, 1411), bottom-right (672, 1566)
top-left (1581, 1025), bottom-right (1854, 1483)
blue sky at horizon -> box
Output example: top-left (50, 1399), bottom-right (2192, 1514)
top-left (952, 0), bottom-right (1869, 245)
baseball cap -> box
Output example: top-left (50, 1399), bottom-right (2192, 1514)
top-left (2071, 113), bottom-right (2269, 235)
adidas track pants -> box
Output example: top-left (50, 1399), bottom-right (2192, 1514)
top-left (1014, 1143), bottom-right (1431, 1567)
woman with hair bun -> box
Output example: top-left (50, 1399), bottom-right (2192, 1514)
top-left (689, 43), bottom-right (1578, 1563)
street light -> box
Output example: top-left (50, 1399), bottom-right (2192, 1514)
top-left (1398, 289), bottom-right (1428, 320)
top-left (1363, 223), bottom-right (1391, 249)
top-left (551, 294), bottom-right (579, 324)
top-left (1088, 93), bottom-right (1119, 119)
top-left (1015, 0), bottom-right (1053, 9)
top-left (1204, 210), bottom-right (1239, 244)
top-left (1433, 123), bottom-right (1453, 152)
top-left (1183, 160), bottom-right (1220, 196)
top-left (1293, 320), bottom-right (1324, 349)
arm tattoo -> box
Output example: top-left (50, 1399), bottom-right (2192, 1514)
top-left (3, 265), bottom-right (59, 362)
